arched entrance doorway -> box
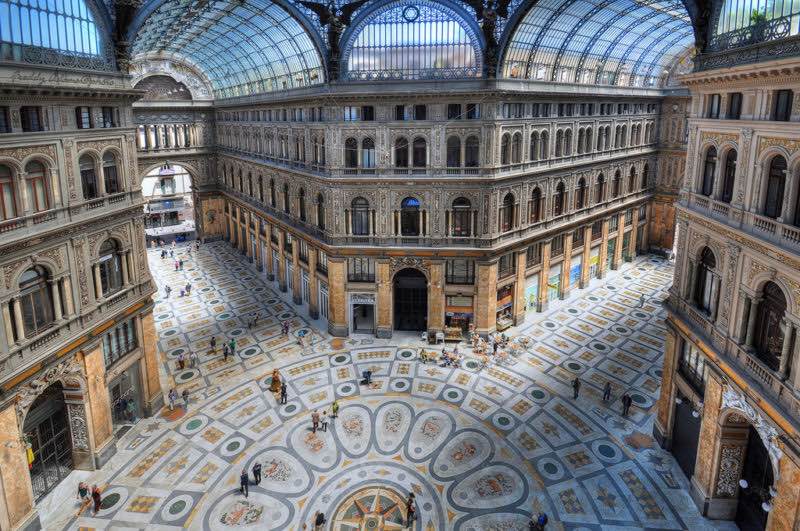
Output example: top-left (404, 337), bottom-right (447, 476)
top-left (736, 425), bottom-right (773, 531)
top-left (23, 382), bottom-right (73, 501)
top-left (393, 268), bottom-right (427, 331)
top-left (400, 197), bottom-right (420, 236)
top-left (141, 163), bottom-right (196, 244)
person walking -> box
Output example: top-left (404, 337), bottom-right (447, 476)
top-left (223, 344), bottom-right (229, 361)
top-left (210, 336), bottom-right (217, 355)
top-left (311, 410), bottom-right (320, 433)
top-left (91, 485), bottom-right (102, 516)
top-left (637, 294), bottom-right (645, 308)
top-left (240, 469), bottom-right (249, 497)
top-left (572, 377), bottom-right (581, 399)
top-left (182, 389), bottom-right (189, 410)
top-left (168, 388), bottom-right (177, 410)
top-left (321, 410), bottom-right (329, 432)
top-left (331, 400), bottom-right (339, 419)
top-left (252, 462), bottom-right (262, 485)
top-left (165, 285), bottom-right (171, 298)
top-left (602, 381), bottom-right (612, 402)
top-left (77, 481), bottom-right (90, 507)
top-left (405, 493), bottom-right (416, 528)
top-left (174, 260), bottom-right (179, 271)
top-left (177, 352), bottom-right (185, 370)
top-left (190, 351), bottom-right (198, 368)
top-left (229, 338), bottom-right (236, 356)
top-left (179, 259), bottom-right (184, 270)
top-left (280, 382), bottom-right (288, 404)
top-left (622, 393), bottom-right (633, 417)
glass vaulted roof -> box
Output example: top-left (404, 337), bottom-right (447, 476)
top-left (131, 0), bottom-right (324, 99)
top-left (501, 0), bottom-right (694, 87)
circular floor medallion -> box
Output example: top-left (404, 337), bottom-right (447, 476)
top-left (160, 494), bottom-right (194, 522)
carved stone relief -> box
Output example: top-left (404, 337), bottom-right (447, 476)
top-left (721, 385), bottom-right (783, 477)
top-left (15, 355), bottom-right (84, 420)
top-left (389, 256), bottom-right (429, 279)
top-left (715, 444), bottom-right (745, 497)
top-left (66, 403), bottom-right (90, 451)
top-left (757, 136), bottom-right (800, 158)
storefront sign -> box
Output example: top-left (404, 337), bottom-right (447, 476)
top-left (350, 292), bottom-right (375, 305)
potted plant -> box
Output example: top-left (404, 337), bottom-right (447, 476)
top-left (750, 9), bottom-right (769, 42)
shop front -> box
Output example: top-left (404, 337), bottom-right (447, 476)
top-left (319, 282), bottom-right (329, 320)
top-left (589, 246), bottom-right (600, 280)
top-left (525, 273), bottom-right (539, 311)
top-left (547, 264), bottom-right (561, 302)
top-left (607, 237), bottom-right (617, 269)
top-left (445, 295), bottom-right (473, 340)
top-left (569, 255), bottom-right (582, 287)
top-left (622, 231), bottom-right (632, 261)
top-left (349, 292), bottom-right (376, 334)
top-left (496, 285), bottom-right (514, 331)
top-left (108, 361), bottom-right (144, 427)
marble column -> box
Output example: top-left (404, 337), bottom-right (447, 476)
top-left (689, 371), bottom-right (726, 517)
top-left (427, 262), bottom-right (445, 336)
top-left (376, 261), bottom-right (392, 338)
top-left (2, 301), bottom-right (15, 345)
top-left (12, 298), bottom-right (25, 342)
top-left (537, 240), bottom-right (552, 312)
top-left (612, 212), bottom-right (625, 269)
top-left (474, 262), bottom-right (498, 337)
top-left (580, 225), bottom-right (592, 289)
top-left (81, 343), bottom-right (116, 467)
top-left (629, 207), bottom-right (640, 254)
top-left (745, 297), bottom-right (760, 347)
top-left (512, 251), bottom-right (528, 325)
top-left (308, 247), bottom-right (319, 319)
top-left (139, 311), bottom-right (164, 416)
top-left (93, 264), bottom-right (103, 300)
top-left (292, 242), bottom-right (302, 305)
top-left (653, 327), bottom-right (678, 448)
top-left (62, 276), bottom-right (75, 316)
top-left (0, 403), bottom-right (38, 531)
top-left (51, 280), bottom-right (62, 321)
top-left (598, 219), bottom-right (610, 279)
top-left (560, 231), bottom-right (574, 299)
top-left (277, 232), bottom-right (287, 292)
top-left (327, 259), bottom-right (348, 337)
top-left (120, 252), bottom-right (129, 286)
top-left (779, 319), bottom-right (793, 379)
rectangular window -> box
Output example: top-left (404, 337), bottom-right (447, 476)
top-left (707, 94), bottom-right (721, 118)
top-left (298, 240), bottom-right (309, 263)
top-left (551, 234), bottom-right (564, 257)
top-left (344, 106), bottom-right (359, 121)
top-left (591, 221), bottom-right (602, 241)
top-left (466, 103), bottom-right (479, 119)
top-left (284, 232), bottom-right (293, 253)
top-left (447, 103), bottom-right (462, 120)
top-left (638, 205), bottom-right (647, 221)
top-left (348, 257), bottom-right (375, 282)
top-left (678, 339), bottom-right (708, 395)
top-left (773, 90), bottom-right (793, 121)
top-left (413, 105), bottom-right (427, 120)
top-left (0, 107), bottom-right (10, 133)
top-left (609, 215), bottom-right (619, 232)
top-left (395, 104), bottom-right (407, 120)
top-left (445, 259), bottom-right (475, 284)
top-left (21, 106), bottom-right (43, 132)
top-left (317, 249), bottom-right (328, 275)
top-left (727, 93), bottom-right (742, 119)
top-left (101, 106), bottom-right (117, 128)
top-left (361, 106), bottom-right (375, 121)
top-left (625, 209), bottom-right (633, 226)
top-left (75, 106), bottom-right (92, 129)
top-left (498, 252), bottom-right (516, 278)
top-left (531, 103), bottom-right (540, 118)
top-left (573, 228), bottom-right (584, 247)
top-left (102, 318), bottom-right (138, 368)
top-left (526, 242), bottom-right (542, 266)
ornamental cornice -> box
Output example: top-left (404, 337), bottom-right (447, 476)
top-left (721, 385), bottom-right (783, 478)
top-left (700, 131), bottom-right (739, 146)
top-left (15, 355), bottom-right (85, 422)
top-left (76, 138), bottom-right (123, 154)
top-left (756, 136), bottom-right (800, 158)
top-left (0, 143), bottom-right (57, 163)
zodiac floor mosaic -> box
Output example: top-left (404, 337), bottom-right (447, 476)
top-left (46, 242), bottom-right (736, 530)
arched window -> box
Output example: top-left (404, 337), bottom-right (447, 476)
top-left (270, 179), bottom-right (276, 207)
top-left (620, 125), bottom-right (627, 147)
top-left (701, 147), bottom-right (717, 197)
top-left (564, 130), bottom-right (572, 155)
top-left (447, 136), bottom-right (461, 167)
top-left (401, 197), bottom-right (421, 236)
top-left (351, 197), bottom-right (370, 235)
top-left (499, 193), bottom-right (515, 232)
top-left (512, 133), bottom-right (522, 163)
top-left (553, 182), bottom-right (566, 216)
top-left (764, 156), bottom-right (787, 219)
top-left (80, 155), bottom-right (98, 200)
top-left (18, 266), bottom-right (54, 337)
top-left (575, 178), bottom-right (587, 209)
top-left (577, 129), bottom-right (585, 154)
top-left (612, 170), bottom-right (621, 198)
top-left (694, 247), bottom-right (717, 314)
top-left (452, 197), bottom-right (471, 236)
top-left (754, 281), bottom-right (788, 371)
top-left (721, 151), bottom-right (736, 204)
top-left (529, 187), bottom-right (542, 222)
top-left (595, 174), bottom-right (606, 203)
top-left (344, 138), bottom-right (358, 168)
top-left (555, 130), bottom-right (563, 157)
top-left (412, 137), bottom-right (427, 167)
top-left (641, 164), bottom-right (649, 189)
top-left (317, 193), bottom-right (326, 229)
top-left (465, 136), bottom-right (479, 167)
top-left (257, 176), bottom-right (264, 202)
top-left (530, 132), bottom-right (539, 161)
top-left (585, 128), bottom-right (592, 153)
top-left (540, 131), bottom-right (549, 159)
top-left (628, 167), bottom-right (637, 193)
top-left (25, 161), bottom-right (49, 212)
top-left (102, 153), bottom-right (121, 194)
top-left (2, 0), bottom-right (100, 56)
top-left (99, 240), bottom-right (123, 296)
top-left (597, 128), bottom-right (604, 151)
top-left (395, 138), bottom-right (409, 168)
top-left (247, 173), bottom-right (253, 196)
top-left (361, 138), bottom-right (376, 168)
top-left (500, 134), bottom-right (511, 165)
top-left (0, 164), bottom-right (17, 220)
top-left (299, 188), bottom-right (307, 221)
top-left (283, 183), bottom-right (290, 213)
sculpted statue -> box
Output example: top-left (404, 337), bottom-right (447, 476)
top-left (300, 0), bottom-right (370, 79)
top-left (465, 0), bottom-right (512, 77)
top-left (269, 368), bottom-right (282, 393)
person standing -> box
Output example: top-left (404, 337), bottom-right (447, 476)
top-left (637, 294), bottom-right (645, 308)
top-left (321, 410), bottom-right (329, 432)
top-left (168, 388), bottom-right (177, 410)
top-left (165, 286), bottom-right (171, 298)
top-left (280, 381), bottom-right (288, 404)
top-left (177, 352), bottom-right (185, 370)
top-left (179, 259), bottom-right (184, 270)
top-left (572, 377), bottom-right (581, 399)
top-left (182, 389), bottom-right (189, 410)
top-left (210, 336), bottom-right (217, 355)
top-left (77, 481), bottom-right (90, 507)
top-left (229, 338), bottom-right (236, 356)
top-left (223, 344), bottom-right (229, 361)
top-left (190, 351), bottom-right (198, 368)
top-left (405, 493), bottom-right (416, 528)
top-left (126, 398), bottom-right (137, 423)
top-left (331, 400), bottom-right (339, 419)
top-left (91, 485), bottom-right (102, 516)
top-left (252, 461), bottom-right (262, 485)
top-left (240, 469), bottom-right (249, 497)
top-left (311, 410), bottom-right (320, 433)
top-left (602, 381), bottom-right (612, 402)
top-left (622, 393), bottom-right (633, 417)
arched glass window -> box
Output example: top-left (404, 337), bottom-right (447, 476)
top-left (342, 2), bottom-right (480, 80)
top-left (361, 138), bottom-right (376, 168)
top-left (701, 147), bottom-right (717, 197)
top-left (452, 197), bottom-right (471, 236)
top-left (401, 196), bottom-right (421, 236)
top-left (412, 137), bottom-right (427, 167)
top-left (595, 174), bottom-right (606, 203)
top-left (641, 164), bottom-right (649, 189)
top-left (25, 161), bottom-right (49, 212)
top-left (612, 170), bottom-right (621, 198)
top-left (499, 193), bottom-right (515, 232)
top-left (721, 151), bottom-right (736, 203)
top-left (80, 155), bottom-right (98, 199)
top-left (694, 247), bottom-right (717, 314)
top-left (102, 152), bottom-right (120, 194)
top-left (500, 134), bottom-right (511, 165)
top-left (465, 136), bottom-right (479, 167)
top-left (247, 173), bottom-right (253, 196)
top-left (447, 136), bottom-right (461, 167)
top-left (577, 129), bottom-right (585, 154)
top-left (344, 138), bottom-right (358, 168)
top-left (257, 176), bottom-right (264, 202)
top-left (395, 138), bottom-right (409, 168)
top-left (99, 239), bottom-right (123, 295)
top-left (1, 0), bottom-right (101, 57)
top-left (585, 129), bottom-right (592, 153)
top-left (754, 281), bottom-right (788, 371)
top-left (540, 131), bottom-right (549, 159)
top-left (575, 178), bottom-right (587, 209)
top-left (628, 167), bottom-right (637, 193)
top-left (564, 130), bottom-right (572, 155)
top-left (530, 132), bottom-right (539, 161)
top-left (512, 133), bottom-right (522, 163)
top-left (317, 193), bottom-right (326, 229)
top-left (270, 179), bottom-right (276, 207)
top-left (530, 187), bottom-right (542, 222)
top-left (764, 156), bottom-right (787, 219)
top-left (553, 181), bottom-right (566, 216)
top-left (351, 197), bottom-right (370, 235)
top-left (18, 266), bottom-right (54, 336)
top-left (555, 130), bottom-right (563, 157)
top-left (283, 183), bottom-right (290, 213)
top-left (0, 164), bottom-right (17, 220)
top-left (299, 188), bottom-right (306, 222)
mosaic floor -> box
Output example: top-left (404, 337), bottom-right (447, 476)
top-left (47, 242), bottom-right (735, 530)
